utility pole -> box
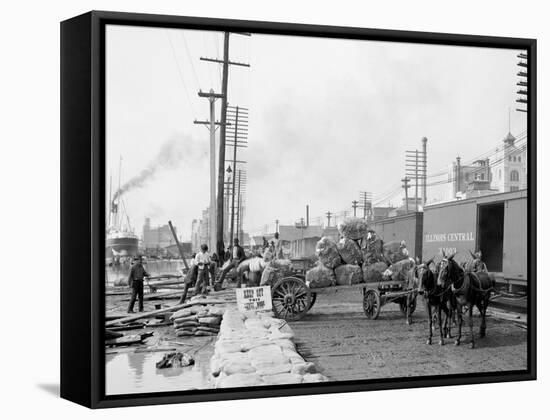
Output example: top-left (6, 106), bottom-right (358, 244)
top-left (516, 52), bottom-right (528, 113)
top-left (306, 205), bottom-right (309, 226)
top-left (226, 106), bottom-right (248, 245)
top-left (455, 156), bottom-right (461, 197)
top-left (359, 191), bottom-right (372, 221)
top-left (401, 177), bottom-right (411, 213)
top-left (352, 200), bottom-right (358, 217)
top-left (275, 219), bottom-right (279, 233)
top-left (406, 144), bottom-right (427, 211)
top-left (200, 32), bottom-right (250, 260)
top-left (422, 137), bottom-right (428, 206)
top-left (235, 169), bottom-right (246, 243)
top-left (195, 89), bottom-right (224, 252)
top-left (326, 211), bottom-right (333, 227)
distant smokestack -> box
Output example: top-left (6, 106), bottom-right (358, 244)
top-left (306, 205), bottom-right (309, 227)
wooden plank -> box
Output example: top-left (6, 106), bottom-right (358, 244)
top-left (105, 299), bottom-right (227, 327)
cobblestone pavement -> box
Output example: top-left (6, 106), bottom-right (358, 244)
top-left (290, 288), bottom-right (528, 381)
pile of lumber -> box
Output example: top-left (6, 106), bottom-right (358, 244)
top-left (170, 305), bottom-right (225, 337)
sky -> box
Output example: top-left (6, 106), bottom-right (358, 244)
top-left (106, 24), bottom-right (527, 241)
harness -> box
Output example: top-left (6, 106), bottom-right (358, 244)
top-left (451, 271), bottom-right (493, 296)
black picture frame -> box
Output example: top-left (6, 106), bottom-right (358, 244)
top-left (60, 10), bottom-right (537, 409)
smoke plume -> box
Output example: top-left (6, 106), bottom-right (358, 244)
top-left (112, 135), bottom-right (204, 202)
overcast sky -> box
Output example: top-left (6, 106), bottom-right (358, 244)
top-left (106, 25), bottom-right (527, 240)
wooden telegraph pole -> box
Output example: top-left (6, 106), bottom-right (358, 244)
top-left (352, 200), bottom-right (358, 217)
top-left (401, 177), bottom-right (411, 213)
top-left (195, 89), bottom-right (224, 252)
top-left (199, 32), bottom-right (250, 261)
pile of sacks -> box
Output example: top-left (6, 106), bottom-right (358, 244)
top-left (306, 217), bottom-right (406, 288)
top-left (170, 305), bottom-right (225, 337)
top-left (210, 309), bottom-right (328, 387)
top-left (259, 258), bottom-right (294, 287)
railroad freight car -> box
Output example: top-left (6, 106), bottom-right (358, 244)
top-left (422, 189), bottom-right (527, 289)
top-left (372, 212), bottom-right (423, 260)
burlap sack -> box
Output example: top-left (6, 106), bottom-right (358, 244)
top-left (338, 218), bottom-right (369, 240)
top-left (362, 261), bottom-right (389, 283)
top-left (334, 264), bottom-right (363, 285)
top-left (337, 237), bottom-right (363, 265)
top-left (260, 265), bottom-right (284, 286)
top-left (306, 264), bottom-right (336, 288)
top-left (315, 237), bottom-right (342, 269)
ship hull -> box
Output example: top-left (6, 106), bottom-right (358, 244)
top-left (106, 236), bottom-right (139, 258)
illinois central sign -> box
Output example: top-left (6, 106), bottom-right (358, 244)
top-left (425, 232), bottom-right (475, 242)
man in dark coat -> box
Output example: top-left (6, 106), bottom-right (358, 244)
top-left (215, 237), bottom-right (246, 291)
top-left (364, 228), bottom-right (384, 264)
top-left (127, 256), bottom-right (150, 313)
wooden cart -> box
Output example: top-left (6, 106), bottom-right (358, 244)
top-left (270, 274), bottom-right (417, 321)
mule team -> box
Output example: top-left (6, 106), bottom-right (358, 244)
top-left (415, 250), bottom-right (495, 349)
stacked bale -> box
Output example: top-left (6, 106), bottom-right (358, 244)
top-left (362, 261), bottom-right (389, 283)
top-left (315, 237), bottom-right (342, 269)
top-left (170, 305), bottom-right (225, 337)
top-left (334, 264), bottom-right (363, 285)
top-left (210, 309), bottom-right (329, 387)
top-left (337, 217), bottom-right (370, 240)
top-left (383, 241), bottom-right (409, 264)
top-left (386, 258), bottom-right (416, 282)
top-left (337, 237), bottom-right (363, 265)
top-left (260, 258), bottom-right (293, 287)
top-left (306, 263), bottom-right (336, 288)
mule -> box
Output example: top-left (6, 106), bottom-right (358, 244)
top-left (417, 258), bottom-right (455, 345)
top-left (437, 252), bottom-right (495, 349)
top-left (385, 257), bottom-right (418, 325)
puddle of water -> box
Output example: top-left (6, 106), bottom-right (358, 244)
top-left (106, 341), bottom-right (214, 395)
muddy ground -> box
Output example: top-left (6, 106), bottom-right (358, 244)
top-left (290, 288), bottom-right (528, 381)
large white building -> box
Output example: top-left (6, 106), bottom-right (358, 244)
top-left (489, 132), bottom-right (527, 192)
top-left (447, 130), bottom-right (527, 201)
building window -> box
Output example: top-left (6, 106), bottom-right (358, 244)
top-left (499, 169), bottom-right (502, 180)
top-left (465, 173), bottom-right (470, 182)
top-left (518, 156), bottom-right (521, 162)
top-left (510, 170), bottom-right (519, 182)
top-left (510, 186), bottom-right (519, 191)
top-left (509, 156), bottom-right (512, 161)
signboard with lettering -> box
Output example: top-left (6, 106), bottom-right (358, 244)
top-left (236, 286), bottom-right (272, 312)
top-left (422, 200), bottom-right (477, 263)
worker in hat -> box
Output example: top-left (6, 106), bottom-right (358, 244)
top-left (127, 256), bottom-right (150, 313)
top-left (467, 250), bottom-right (488, 273)
top-left (364, 228), bottom-right (384, 264)
top-left (215, 237), bottom-right (246, 291)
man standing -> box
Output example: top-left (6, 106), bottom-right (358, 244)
top-left (364, 228), bottom-right (384, 264)
top-left (127, 256), bottom-right (150, 313)
top-left (194, 244), bottom-right (212, 296)
top-left (178, 253), bottom-right (197, 304)
top-left (272, 232), bottom-right (283, 259)
top-left (215, 237), bottom-right (246, 291)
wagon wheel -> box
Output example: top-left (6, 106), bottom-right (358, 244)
top-left (399, 294), bottom-right (417, 316)
top-left (271, 277), bottom-right (312, 321)
top-left (363, 289), bottom-right (381, 320)
top-left (308, 293), bottom-right (317, 311)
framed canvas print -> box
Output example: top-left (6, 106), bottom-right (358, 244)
top-left (60, 11), bottom-right (536, 408)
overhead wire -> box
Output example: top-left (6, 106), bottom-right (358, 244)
top-left (165, 30), bottom-right (197, 116)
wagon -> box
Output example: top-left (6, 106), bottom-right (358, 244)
top-left (270, 268), bottom-right (418, 321)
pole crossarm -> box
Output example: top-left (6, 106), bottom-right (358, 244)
top-left (198, 90), bottom-right (225, 99)
top-left (200, 57), bottom-right (251, 67)
top-left (194, 120), bottom-right (226, 126)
